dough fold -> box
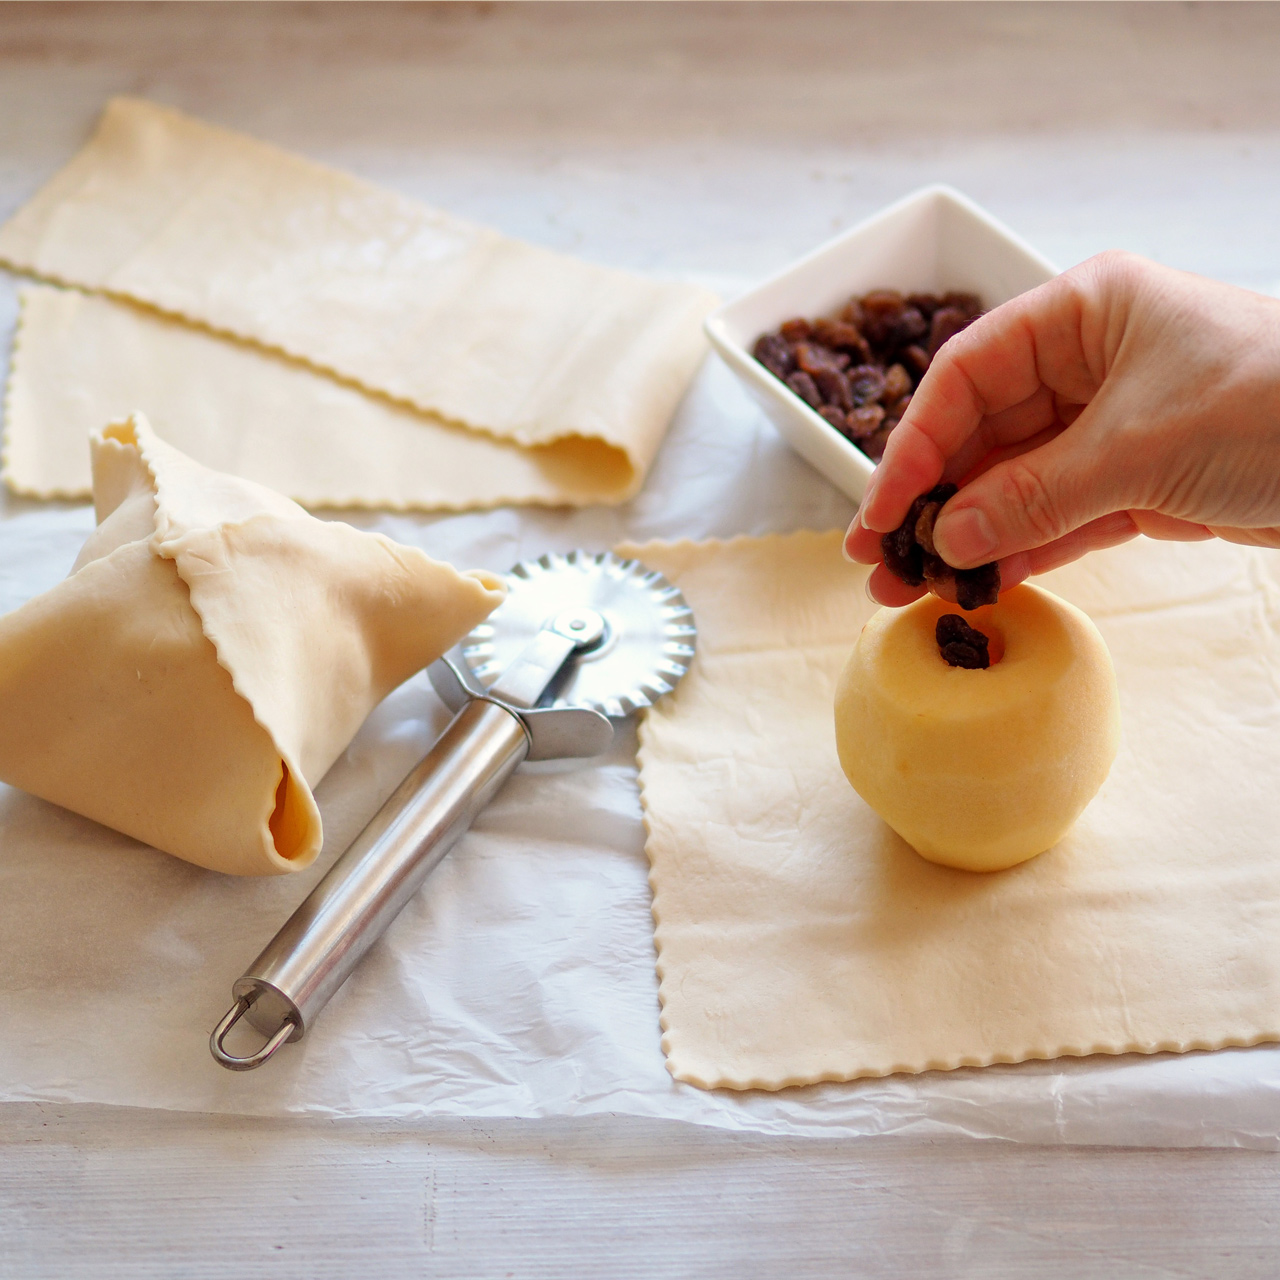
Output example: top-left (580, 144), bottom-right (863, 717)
top-left (0, 98), bottom-right (718, 507)
top-left (0, 415), bottom-right (504, 875)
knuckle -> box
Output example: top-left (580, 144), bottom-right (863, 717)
top-left (997, 460), bottom-right (1068, 545)
top-left (1082, 248), bottom-right (1145, 292)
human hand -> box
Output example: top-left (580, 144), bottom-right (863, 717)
top-left (843, 252), bottom-right (1280, 606)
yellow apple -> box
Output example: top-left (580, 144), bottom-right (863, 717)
top-left (835, 584), bottom-right (1120, 872)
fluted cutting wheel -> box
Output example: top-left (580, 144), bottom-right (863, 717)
top-left (461, 551), bottom-right (696, 719)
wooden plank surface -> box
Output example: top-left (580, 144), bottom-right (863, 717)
top-left (4, 4), bottom-right (1280, 1274)
top-left (4, 1103), bottom-right (1280, 1279)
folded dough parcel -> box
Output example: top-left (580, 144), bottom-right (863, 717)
top-left (0, 415), bottom-right (504, 875)
top-left (0, 97), bottom-right (717, 510)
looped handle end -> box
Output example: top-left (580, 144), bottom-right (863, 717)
top-left (210, 996), bottom-right (296, 1071)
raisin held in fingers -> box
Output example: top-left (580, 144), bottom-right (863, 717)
top-left (786, 370), bottom-right (823, 409)
top-left (881, 523), bottom-right (925, 587)
top-left (955, 561), bottom-right (1001, 611)
top-left (914, 500), bottom-right (943, 555)
top-left (921, 552), bottom-right (952, 583)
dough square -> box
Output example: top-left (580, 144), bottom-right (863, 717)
top-left (625, 530), bottom-right (1280, 1090)
top-left (0, 98), bottom-right (717, 507)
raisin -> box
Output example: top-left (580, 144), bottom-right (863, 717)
top-left (794, 342), bottom-right (843, 375)
top-left (812, 318), bottom-right (866, 353)
top-left (928, 306), bottom-right (974, 358)
top-left (906, 292), bottom-right (943, 319)
top-left (849, 365), bottom-right (886, 405)
top-left (936, 613), bottom-right (991, 669)
top-left (921, 552), bottom-right (950, 583)
top-left (753, 333), bottom-right (795, 380)
top-left (840, 298), bottom-right (866, 329)
top-left (861, 421), bottom-right (895, 462)
top-left (954, 561), bottom-right (1001, 610)
top-left (845, 404), bottom-right (885, 438)
top-left (883, 392), bottom-right (912, 420)
top-left (818, 405), bottom-right (847, 431)
top-left (786, 370), bottom-right (823, 409)
top-left (881, 522), bottom-right (924, 587)
top-left (942, 291), bottom-right (983, 315)
top-left (861, 289), bottom-right (905, 314)
top-left (914, 499), bottom-right (943, 554)
top-left (813, 365), bottom-right (853, 411)
top-left (891, 306), bottom-right (928, 346)
top-left (860, 291), bottom-right (906, 350)
top-left (881, 363), bottom-right (912, 405)
top-left (884, 481), bottom-right (1000, 603)
top-left (903, 344), bottom-right (931, 375)
top-left (750, 288), bottom-right (985, 470)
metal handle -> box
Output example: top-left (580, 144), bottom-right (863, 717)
top-left (217, 698), bottom-right (529, 1061)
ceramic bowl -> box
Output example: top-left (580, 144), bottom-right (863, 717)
top-left (704, 185), bottom-right (1059, 505)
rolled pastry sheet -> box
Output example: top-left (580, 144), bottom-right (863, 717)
top-left (0, 415), bottom-right (505, 875)
top-left (3, 284), bottom-right (630, 510)
top-left (0, 97), bottom-right (718, 507)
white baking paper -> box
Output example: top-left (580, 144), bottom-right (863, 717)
top-left (3, 355), bottom-right (1280, 1148)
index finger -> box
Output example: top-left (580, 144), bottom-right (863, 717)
top-left (857, 270), bottom-right (1101, 533)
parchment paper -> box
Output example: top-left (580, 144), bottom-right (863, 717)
top-left (4, 356), bottom-right (1280, 1148)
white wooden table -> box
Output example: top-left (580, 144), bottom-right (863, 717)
top-left (4, 5), bottom-right (1280, 1274)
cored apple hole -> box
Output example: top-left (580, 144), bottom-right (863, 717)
top-left (958, 604), bottom-right (1005, 665)
top-left (976, 625), bottom-right (1004, 665)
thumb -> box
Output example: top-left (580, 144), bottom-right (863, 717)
top-left (932, 434), bottom-right (1117, 568)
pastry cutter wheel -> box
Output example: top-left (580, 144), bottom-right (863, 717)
top-left (210, 550), bottom-right (695, 1070)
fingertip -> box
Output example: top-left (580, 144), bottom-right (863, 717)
top-left (996, 551), bottom-right (1032, 593)
top-left (867, 564), bottom-right (927, 608)
top-left (843, 520), bottom-right (885, 564)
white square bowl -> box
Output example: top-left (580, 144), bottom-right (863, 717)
top-left (704, 185), bottom-right (1059, 505)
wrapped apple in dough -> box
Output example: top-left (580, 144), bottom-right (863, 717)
top-left (0, 415), bottom-right (504, 875)
top-left (835, 585), bottom-right (1121, 872)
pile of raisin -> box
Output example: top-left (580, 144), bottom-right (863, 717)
top-left (752, 289), bottom-right (983, 462)
top-left (881, 483), bottom-right (1001, 611)
top-left (936, 614), bottom-right (990, 669)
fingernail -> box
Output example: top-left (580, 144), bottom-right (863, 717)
top-left (841, 525), bottom-right (856, 562)
top-left (935, 507), bottom-right (998, 566)
top-left (864, 575), bottom-right (880, 604)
